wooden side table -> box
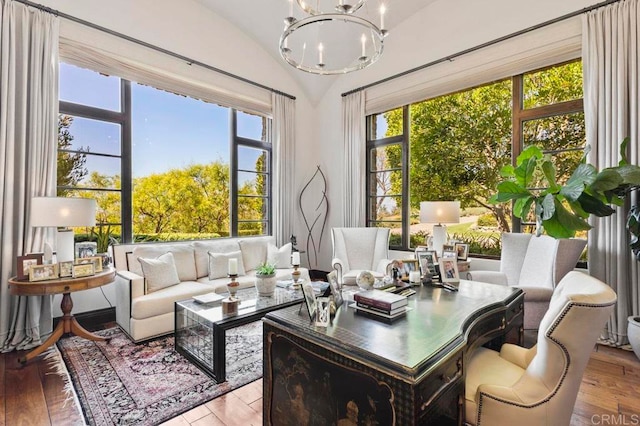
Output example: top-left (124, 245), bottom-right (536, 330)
top-left (8, 267), bottom-right (116, 364)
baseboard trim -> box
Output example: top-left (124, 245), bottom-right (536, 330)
top-left (54, 307), bottom-right (115, 331)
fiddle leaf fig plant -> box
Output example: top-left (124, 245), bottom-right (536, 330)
top-left (489, 138), bottom-right (640, 239)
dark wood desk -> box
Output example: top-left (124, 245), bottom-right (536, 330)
top-left (263, 280), bottom-right (524, 425)
top-left (8, 267), bottom-right (116, 364)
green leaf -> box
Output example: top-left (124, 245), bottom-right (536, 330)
top-left (554, 198), bottom-right (592, 233)
top-left (567, 163), bottom-right (597, 187)
top-left (500, 165), bottom-right (515, 178)
top-left (590, 169), bottom-right (624, 192)
top-left (494, 181), bottom-right (531, 202)
top-left (513, 196), bottom-right (534, 218)
top-left (541, 193), bottom-right (555, 220)
top-left (514, 157), bottom-right (537, 187)
top-left (541, 215), bottom-right (576, 239)
top-left (619, 137), bottom-right (630, 166)
top-left (541, 160), bottom-right (558, 190)
top-left (516, 145), bottom-right (543, 166)
top-left (615, 164), bottom-right (640, 185)
top-left (577, 192), bottom-right (616, 217)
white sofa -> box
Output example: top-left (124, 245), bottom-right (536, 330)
top-left (113, 236), bottom-right (308, 342)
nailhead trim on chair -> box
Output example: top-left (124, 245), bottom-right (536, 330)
top-left (475, 300), bottom-right (616, 426)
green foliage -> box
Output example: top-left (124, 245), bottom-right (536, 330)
top-left (490, 138), bottom-right (640, 238)
top-left (451, 233), bottom-right (502, 256)
top-left (132, 233), bottom-right (222, 242)
top-left (91, 224), bottom-right (113, 253)
top-left (477, 213), bottom-right (498, 227)
top-left (57, 115), bottom-right (88, 196)
top-left (256, 261), bottom-right (276, 276)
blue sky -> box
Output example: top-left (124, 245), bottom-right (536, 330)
top-left (59, 63), bottom-right (264, 181)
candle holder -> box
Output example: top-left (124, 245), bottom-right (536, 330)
top-left (291, 264), bottom-right (302, 289)
top-left (227, 274), bottom-right (239, 299)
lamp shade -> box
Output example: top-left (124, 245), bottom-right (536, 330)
top-left (30, 197), bottom-right (97, 228)
top-left (420, 201), bottom-right (460, 224)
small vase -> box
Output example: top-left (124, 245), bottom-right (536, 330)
top-left (628, 316), bottom-right (640, 361)
top-left (256, 273), bottom-right (276, 296)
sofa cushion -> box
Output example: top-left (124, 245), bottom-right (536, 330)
top-left (193, 240), bottom-right (241, 278)
top-left (130, 244), bottom-right (197, 281)
top-left (239, 237), bottom-right (272, 271)
top-left (131, 281), bottom-right (213, 320)
top-left (208, 250), bottom-right (246, 280)
top-left (267, 243), bottom-right (292, 268)
top-left (138, 252), bottom-right (181, 294)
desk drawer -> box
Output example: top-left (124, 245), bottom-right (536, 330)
top-left (506, 295), bottom-right (524, 325)
top-left (416, 349), bottom-right (463, 419)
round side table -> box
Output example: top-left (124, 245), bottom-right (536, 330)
top-left (8, 267), bottom-right (116, 364)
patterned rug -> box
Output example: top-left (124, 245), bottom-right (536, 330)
top-left (57, 322), bottom-right (263, 426)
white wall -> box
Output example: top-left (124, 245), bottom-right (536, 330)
top-left (312, 0), bottom-right (603, 271)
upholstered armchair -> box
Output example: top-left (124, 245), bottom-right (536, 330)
top-left (464, 271), bottom-right (617, 426)
top-left (331, 227), bottom-right (393, 286)
top-left (468, 233), bottom-right (586, 330)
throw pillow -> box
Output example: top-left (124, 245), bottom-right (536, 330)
top-left (138, 252), bottom-right (181, 294)
top-left (238, 238), bottom-right (270, 271)
top-left (208, 250), bottom-right (246, 280)
top-left (267, 243), bottom-right (292, 269)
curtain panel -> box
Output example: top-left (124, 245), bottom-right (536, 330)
top-left (342, 92), bottom-right (366, 227)
top-left (583, 0), bottom-right (640, 346)
top-left (0, 0), bottom-right (58, 351)
top-left (272, 93), bottom-right (295, 247)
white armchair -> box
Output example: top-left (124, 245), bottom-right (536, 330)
top-left (331, 227), bottom-right (393, 286)
top-left (464, 271), bottom-right (617, 426)
top-left (468, 233), bottom-right (586, 330)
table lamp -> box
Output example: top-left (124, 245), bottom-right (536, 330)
top-left (420, 201), bottom-right (460, 256)
top-left (30, 197), bottom-right (97, 262)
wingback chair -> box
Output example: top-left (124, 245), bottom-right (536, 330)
top-left (331, 227), bottom-right (393, 286)
top-left (464, 271), bottom-right (617, 426)
top-left (468, 233), bottom-right (586, 330)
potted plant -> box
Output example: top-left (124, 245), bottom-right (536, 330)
top-left (91, 224), bottom-right (114, 267)
top-left (490, 138), bottom-right (640, 238)
top-left (255, 261), bottom-right (277, 296)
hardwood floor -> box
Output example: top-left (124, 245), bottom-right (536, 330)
top-left (1, 338), bottom-right (638, 425)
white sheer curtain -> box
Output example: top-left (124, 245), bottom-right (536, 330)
top-left (272, 93), bottom-right (296, 246)
top-left (583, 0), bottom-right (640, 346)
top-left (0, 0), bottom-right (58, 352)
top-left (342, 92), bottom-right (366, 227)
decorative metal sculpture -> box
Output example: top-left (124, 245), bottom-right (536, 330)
top-left (298, 166), bottom-right (328, 269)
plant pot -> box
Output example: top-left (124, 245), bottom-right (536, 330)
top-left (256, 273), bottom-right (276, 296)
top-left (628, 316), bottom-right (640, 361)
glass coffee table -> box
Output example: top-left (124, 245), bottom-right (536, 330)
top-left (175, 286), bottom-right (303, 382)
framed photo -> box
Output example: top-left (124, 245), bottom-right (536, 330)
top-left (59, 261), bottom-right (74, 278)
top-left (442, 243), bottom-right (455, 253)
top-left (327, 270), bottom-right (343, 307)
top-left (397, 259), bottom-right (419, 280)
top-left (29, 264), bottom-right (59, 282)
top-left (455, 243), bottom-right (469, 261)
top-left (17, 253), bottom-right (43, 280)
top-left (302, 281), bottom-right (317, 320)
top-left (73, 262), bottom-right (95, 278)
top-left (75, 242), bottom-right (97, 259)
top-left (439, 258), bottom-right (460, 283)
top-left (77, 256), bottom-right (103, 272)
top-left (416, 250), bottom-right (439, 277)
top-left (315, 297), bottom-right (330, 327)
top-left (442, 250), bottom-right (457, 259)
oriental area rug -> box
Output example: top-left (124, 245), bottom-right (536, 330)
top-left (57, 322), bottom-right (263, 426)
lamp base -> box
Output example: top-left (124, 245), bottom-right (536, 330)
top-left (432, 224), bottom-right (447, 257)
top-left (57, 229), bottom-right (75, 263)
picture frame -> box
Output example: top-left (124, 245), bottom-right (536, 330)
top-left (416, 250), bottom-right (439, 277)
top-left (73, 262), bottom-right (95, 278)
top-left (77, 256), bottom-right (103, 272)
top-left (59, 261), bottom-right (74, 278)
top-left (17, 253), bottom-right (43, 280)
top-left (442, 249), bottom-right (457, 259)
top-left (442, 243), bottom-right (455, 253)
top-left (315, 297), bottom-right (331, 327)
top-left (439, 258), bottom-right (460, 283)
top-left (302, 281), bottom-right (317, 320)
top-left (29, 264), bottom-right (59, 282)
top-left (455, 243), bottom-right (469, 261)
top-left (327, 270), bottom-right (343, 307)
top-left (75, 241), bottom-right (97, 259)
top-left (397, 259), bottom-right (419, 280)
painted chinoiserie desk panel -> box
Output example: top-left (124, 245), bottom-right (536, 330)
top-left (263, 280), bottom-right (524, 425)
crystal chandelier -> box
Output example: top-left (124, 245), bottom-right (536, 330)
top-left (280, 0), bottom-right (388, 75)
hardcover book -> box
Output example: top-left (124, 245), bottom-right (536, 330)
top-left (353, 289), bottom-right (408, 310)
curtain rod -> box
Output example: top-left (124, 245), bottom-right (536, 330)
top-left (13, 0), bottom-right (296, 101)
top-left (342, 0), bottom-right (621, 97)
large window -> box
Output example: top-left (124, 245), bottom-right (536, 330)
top-left (367, 61), bottom-right (584, 255)
top-left (58, 63), bottom-right (272, 243)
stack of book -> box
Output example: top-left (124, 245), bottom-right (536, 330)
top-left (352, 289), bottom-right (409, 319)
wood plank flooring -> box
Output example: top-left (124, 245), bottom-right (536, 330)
top-left (1, 338), bottom-right (638, 425)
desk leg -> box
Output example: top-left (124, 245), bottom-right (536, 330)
top-left (19, 292), bottom-right (109, 364)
